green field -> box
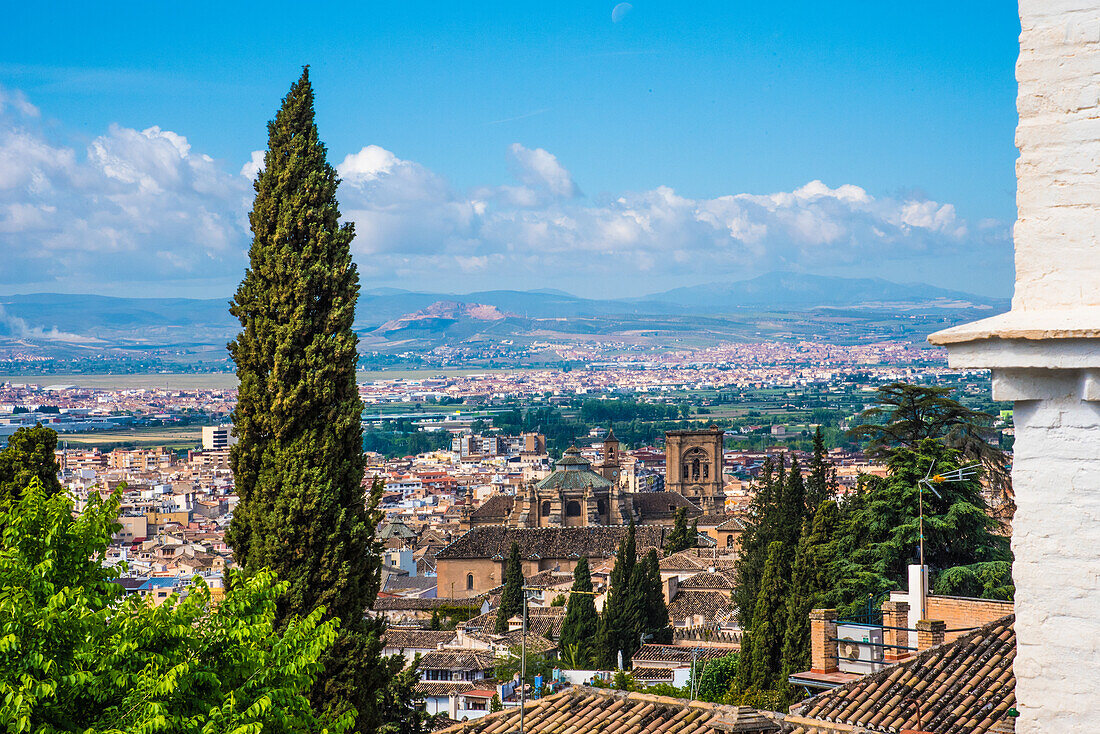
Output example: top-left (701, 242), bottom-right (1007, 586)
top-left (57, 426), bottom-right (204, 450)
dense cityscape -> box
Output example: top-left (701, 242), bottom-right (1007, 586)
top-left (4, 2), bottom-right (1098, 733)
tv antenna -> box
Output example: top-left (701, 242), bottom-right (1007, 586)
top-left (917, 461), bottom-right (981, 567)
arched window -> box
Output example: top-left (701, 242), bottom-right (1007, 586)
top-left (466, 573), bottom-right (474, 590)
top-left (682, 448), bottom-right (708, 483)
top-left (597, 499), bottom-right (608, 515)
top-left (565, 500), bottom-right (582, 517)
top-left (541, 500), bottom-right (551, 516)
top-left (726, 534), bottom-right (735, 548)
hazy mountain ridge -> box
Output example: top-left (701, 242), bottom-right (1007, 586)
top-left (0, 273), bottom-right (1008, 354)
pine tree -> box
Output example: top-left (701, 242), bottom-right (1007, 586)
top-left (781, 500), bottom-right (840, 679)
top-left (558, 557), bottom-right (598, 667)
top-left (597, 523), bottom-right (638, 668)
top-left (641, 548), bottom-right (672, 644)
top-left (731, 541), bottom-right (790, 698)
top-left (495, 541), bottom-right (525, 634)
top-left (224, 68), bottom-right (403, 731)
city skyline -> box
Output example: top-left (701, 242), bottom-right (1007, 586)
top-left (2, 2), bottom-right (1019, 298)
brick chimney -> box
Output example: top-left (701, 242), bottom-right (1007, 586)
top-left (881, 600), bottom-right (911, 662)
top-left (915, 619), bottom-right (945, 651)
top-left (810, 608), bottom-right (838, 673)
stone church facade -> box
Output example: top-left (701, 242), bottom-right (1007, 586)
top-left (463, 427), bottom-right (724, 530)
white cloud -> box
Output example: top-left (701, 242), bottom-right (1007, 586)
top-left (508, 143), bottom-right (580, 198)
top-left (0, 84), bottom-right (1009, 296)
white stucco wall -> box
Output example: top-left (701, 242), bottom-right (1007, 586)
top-left (1015, 2), bottom-right (1100, 311)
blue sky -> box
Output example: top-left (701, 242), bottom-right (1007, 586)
top-left (0, 1), bottom-right (1019, 298)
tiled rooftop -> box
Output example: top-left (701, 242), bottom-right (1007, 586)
top-left (787, 614), bottom-right (1016, 734)
top-left (436, 525), bottom-right (669, 561)
top-left (435, 686), bottom-right (782, 734)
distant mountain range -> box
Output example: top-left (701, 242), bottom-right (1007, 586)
top-left (0, 272), bottom-right (1008, 351)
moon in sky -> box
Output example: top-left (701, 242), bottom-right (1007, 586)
top-left (611, 2), bottom-right (633, 23)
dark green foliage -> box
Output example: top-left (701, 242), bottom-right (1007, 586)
top-left (849, 382), bottom-right (1011, 509)
top-left (730, 541), bottom-right (790, 701)
top-left (224, 68), bottom-right (402, 732)
top-left (804, 427), bottom-right (838, 513)
top-left (0, 478), bottom-right (348, 733)
top-left (0, 424), bottom-right (62, 508)
top-left (734, 458), bottom-right (798, 628)
top-left (663, 507), bottom-right (694, 555)
top-left (640, 549), bottom-right (672, 644)
top-left (934, 561), bottom-right (1014, 600)
top-left (781, 500), bottom-right (840, 679)
top-left (696, 653), bottom-right (739, 703)
top-left (596, 523), bottom-right (639, 668)
top-left (495, 541), bottom-right (525, 634)
top-left (558, 557), bottom-right (598, 667)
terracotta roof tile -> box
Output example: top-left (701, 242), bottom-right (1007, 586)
top-left (436, 686), bottom-right (782, 734)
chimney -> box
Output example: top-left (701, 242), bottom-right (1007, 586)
top-left (665, 575), bottom-right (679, 604)
top-left (881, 600), bottom-right (910, 662)
top-left (810, 608), bottom-right (839, 673)
top-left (915, 619), bottom-right (946, 651)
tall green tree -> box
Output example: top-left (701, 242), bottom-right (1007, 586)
top-left (0, 424), bottom-right (62, 509)
top-left (0, 478), bottom-right (349, 734)
top-left (730, 541), bottom-right (790, 701)
top-left (558, 557), bottom-right (598, 667)
top-left (597, 523), bottom-right (639, 668)
top-left (804, 427), bottom-right (837, 513)
top-left (640, 548), bottom-right (672, 644)
top-left (781, 500), bottom-right (840, 679)
top-left (224, 68), bottom-right (404, 731)
top-left (733, 458), bottom-right (791, 627)
top-left (495, 542), bottom-right (525, 634)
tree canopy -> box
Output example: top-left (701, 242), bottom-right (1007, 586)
top-left (0, 478), bottom-right (347, 734)
top-left (0, 424), bottom-right (62, 509)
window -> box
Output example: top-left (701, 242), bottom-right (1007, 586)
top-left (565, 500), bottom-right (582, 517)
top-left (468, 700), bottom-right (487, 711)
top-left (466, 573), bottom-right (474, 590)
top-left (541, 500), bottom-right (551, 516)
top-left (726, 534), bottom-right (735, 548)
top-left (597, 499), bottom-right (607, 515)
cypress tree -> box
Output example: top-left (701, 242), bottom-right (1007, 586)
top-left (495, 541), bottom-right (525, 634)
top-left (781, 500), bottom-right (840, 679)
top-left (597, 523), bottom-right (637, 668)
top-left (804, 427), bottom-right (837, 513)
top-left (225, 68), bottom-right (400, 730)
top-left (641, 548), bottom-right (672, 644)
top-left (558, 557), bottom-right (598, 667)
top-left (733, 458), bottom-right (785, 627)
top-left (731, 541), bottom-right (790, 698)
top-left (664, 507), bottom-right (691, 555)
